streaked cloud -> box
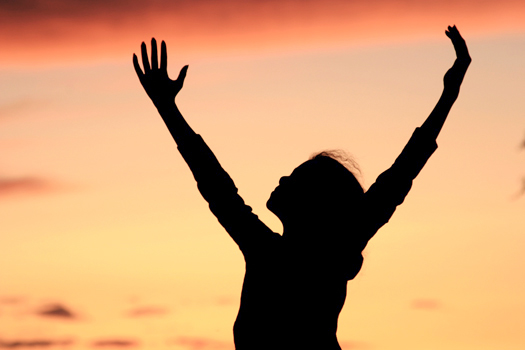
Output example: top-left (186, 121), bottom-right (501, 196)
top-left (515, 134), bottom-right (525, 199)
top-left (214, 296), bottom-right (236, 306)
top-left (0, 0), bottom-right (523, 65)
top-left (90, 339), bottom-right (138, 348)
top-left (36, 303), bottom-right (76, 319)
top-left (170, 337), bottom-right (232, 350)
top-left (0, 339), bottom-right (74, 348)
top-left (514, 178), bottom-right (525, 199)
top-left (339, 340), bottom-right (371, 349)
top-left (0, 296), bottom-right (25, 305)
top-left (126, 306), bottom-right (168, 317)
top-left (411, 298), bottom-right (442, 310)
top-left (0, 99), bottom-right (44, 120)
top-left (0, 177), bottom-right (59, 197)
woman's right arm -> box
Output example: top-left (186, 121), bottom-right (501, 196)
top-left (132, 39), bottom-right (277, 252)
top-left (133, 39), bottom-right (194, 144)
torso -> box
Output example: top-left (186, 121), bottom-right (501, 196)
top-left (233, 237), bottom-right (348, 350)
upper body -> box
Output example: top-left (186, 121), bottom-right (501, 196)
top-left (177, 127), bottom-right (437, 350)
top-left (133, 25), bottom-right (470, 350)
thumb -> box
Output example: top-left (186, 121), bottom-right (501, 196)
top-left (177, 65), bottom-right (189, 83)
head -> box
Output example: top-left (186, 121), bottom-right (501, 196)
top-left (267, 150), bottom-right (364, 233)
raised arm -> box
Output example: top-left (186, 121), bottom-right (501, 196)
top-left (133, 39), bottom-right (193, 145)
top-left (420, 25), bottom-right (471, 139)
top-left (132, 39), bottom-right (277, 253)
top-left (360, 26), bottom-right (471, 245)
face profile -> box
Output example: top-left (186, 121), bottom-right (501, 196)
top-left (266, 162), bottom-right (312, 219)
top-left (268, 154), bottom-right (364, 232)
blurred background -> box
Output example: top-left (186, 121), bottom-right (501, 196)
top-left (1, 0), bottom-right (524, 349)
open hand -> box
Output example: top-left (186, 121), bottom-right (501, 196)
top-left (443, 25), bottom-right (471, 93)
top-left (446, 25), bottom-right (471, 64)
top-left (133, 39), bottom-right (188, 109)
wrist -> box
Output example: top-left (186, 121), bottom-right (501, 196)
top-left (440, 89), bottom-right (459, 106)
top-left (155, 100), bottom-right (177, 114)
top-left (442, 86), bottom-right (459, 97)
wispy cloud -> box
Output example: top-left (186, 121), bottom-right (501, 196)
top-left (1, 0), bottom-right (524, 65)
top-left (90, 339), bottom-right (138, 348)
top-left (339, 340), bottom-right (372, 349)
top-left (513, 177), bottom-right (525, 200)
top-left (0, 296), bottom-right (25, 305)
top-left (36, 303), bottom-right (76, 319)
top-left (214, 296), bottom-right (236, 306)
top-left (126, 306), bottom-right (168, 317)
top-left (0, 177), bottom-right (59, 197)
top-left (515, 133), bottom-right (525, 199)
top-left (411, 298), bottom-right (442, 310)
top-left (0, 339), bottom-right (74, 349)
top-left (170, 337), bottom-right (233, 350)
top-left (0, 99), bottom-right (44, 120)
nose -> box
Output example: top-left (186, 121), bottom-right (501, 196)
top-left (279, 176), bottom-right (289, 186)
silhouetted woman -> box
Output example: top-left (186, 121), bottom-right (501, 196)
top-left (133, 26), bottom-right (471, 350)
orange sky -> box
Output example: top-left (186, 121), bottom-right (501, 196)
top-left (1, 1), bottom-right (525, 349)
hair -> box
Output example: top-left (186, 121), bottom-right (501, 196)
top-left (308, 150), bottom-right (364, 207)
top-left (269, 149), bottom-right (364, 231)
top-left (310, 150), bottom-right (363, 186)
top-left (302, 150), bottom-right (366, 279)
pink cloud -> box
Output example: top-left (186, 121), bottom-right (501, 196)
top-left (215, 296), bottom-right (236, 306)
top-left (411, 299), bottom-right (442, 310)
top-left (0, 296), bottom-right (25, 305)
top-left (0, 339), bottom-right (74, 348)
top-left (126, 306), bottom-right (168, 317)
top-left (0, 177), bottom-right (59, 197)
top-left (36, 303), bottom-right (76, 319)
top-left (339, 340), bottom-right (372, 349)
top-left (170, 337), bottom-right (233, 350)
top-left (0, 99), bottom-right (44, 119)
top-left (1, 0), bottom-right (524, 66)
top-left (90, 339), bottom-right (138, 348)
top-left (514, 178), bottom-right (525, 199)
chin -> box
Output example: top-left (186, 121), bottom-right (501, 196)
top-left (266, 192), bottom-right (280, 215)
top-left (266, 196), bottom-right (275, 213)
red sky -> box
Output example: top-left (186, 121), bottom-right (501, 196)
top-left (1, 0), bottom-right (525, 65)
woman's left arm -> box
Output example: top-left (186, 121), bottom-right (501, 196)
top-left (420, 25), bottom-right (471, 139)
top-left (361, 26), bottom-right (471, 243)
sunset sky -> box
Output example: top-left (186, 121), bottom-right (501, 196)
top-left (1, 0), bottom-right (525, 349)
